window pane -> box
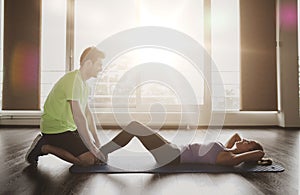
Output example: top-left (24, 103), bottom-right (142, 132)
top-left (74, 0), bottom-right (204, 111)
top-left (211, 0), bottom-right (240, 110)
top-left (91, 48), bottom-right (204, 109)
top-left (41, 0), bottom-right (67, 107)
top-left (74, 0), bottom-right (138, 70)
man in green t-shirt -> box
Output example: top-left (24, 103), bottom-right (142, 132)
top-left (25, 47), bottom-right (106, 166)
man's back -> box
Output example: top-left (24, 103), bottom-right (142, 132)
top-left (41, 70), bottom-right (89, 134)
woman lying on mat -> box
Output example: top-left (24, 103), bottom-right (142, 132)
top-left (100, 121), bottom-right (271, 166)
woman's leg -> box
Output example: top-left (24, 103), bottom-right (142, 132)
top-left (124, 121), bottom-right (170, 150)
top-left (126, 121), bottom-right (180, 165)
top-left (100, 130), bottom-right (135, 156)
top-left (101, 121), bottom-right (170, 154)
top-left (101, 121), bottom-right (180, 165)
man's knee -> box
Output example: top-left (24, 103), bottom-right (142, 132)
top-left (41, 144), bottom-right (51, 154)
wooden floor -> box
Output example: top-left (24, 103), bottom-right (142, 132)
top-left (0, 127), bottom-right (299, 195)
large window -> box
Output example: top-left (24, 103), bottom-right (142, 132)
top-left (0, 0), bottom-right (240, 113)
top-left (41, 0), bottom-right (67, 107)
top-left (211, 0), bottom-right (240, 110)
top-left (73, 0), bottom-right (240, 112)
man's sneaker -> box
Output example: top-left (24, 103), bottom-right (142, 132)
top-left (25, 134), bottom-right (47, 165)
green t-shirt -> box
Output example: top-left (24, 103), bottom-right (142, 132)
top-left (41, 70), bottom-right (89, 134)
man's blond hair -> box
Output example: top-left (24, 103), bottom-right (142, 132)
top-left (80, 47), bottom-right (105, 66)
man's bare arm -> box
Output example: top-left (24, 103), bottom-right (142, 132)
top-left (85, 105), bottom-right (101, 147)
top-left (69, 100), bottom-right (105, 161)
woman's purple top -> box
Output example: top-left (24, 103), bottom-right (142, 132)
top-left (180, 142), bottom-right (228, 164)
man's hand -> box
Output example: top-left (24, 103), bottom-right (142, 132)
top-left (94, 139), bottom-right (101, 148)
top-left (90, 144), bottom-right (107, 163)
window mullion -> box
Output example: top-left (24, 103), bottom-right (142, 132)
top-left (66, 0), bottom-right (74, 72)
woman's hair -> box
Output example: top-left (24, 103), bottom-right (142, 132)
top-left (80, 46), bottom-right (105, 66)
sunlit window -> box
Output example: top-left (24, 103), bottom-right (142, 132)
top-left (211, 0), bottom-right (240, 110)
top-left (74, 0), bottom-right (206, 112)
top-left (0, 0), bottom-right (241, 112)
top-left (41, 0), bottom-right (67, 107)
top-left (91, 48), bottom-right (205, 110)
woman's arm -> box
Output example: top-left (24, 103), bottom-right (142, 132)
top-left (216, 150), bottom-right (265, 166)
top-left (231, 150), bottom-right (265, 165)
top-left (225, 133), bottom-right (242, 148)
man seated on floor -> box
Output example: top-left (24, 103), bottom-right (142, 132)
top-left (25, 46), bottom-right (106, 166)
